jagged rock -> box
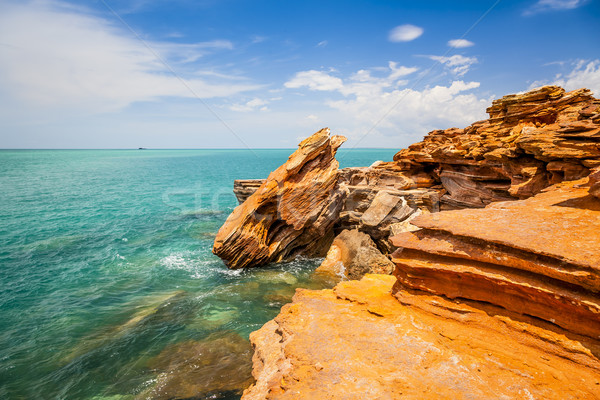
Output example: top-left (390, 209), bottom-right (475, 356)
top-left (391, 178), bottom-right (600, 339)
top-left (243, 275), bottom-right (600, 400)
top-left (234, 179), bottom-right (265, 204)
top-left (219, 87), bottom-right (600, 271)
top-left (213, 128), bottom-right (346, 268)
top-left (392, 86), bottom-right (599, 208)
top-left (315, 229), bottom-right (394, 281)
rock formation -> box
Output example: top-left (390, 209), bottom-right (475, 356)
top-left (234, 179), bottom-right (265, 204)
top-left (315, 229), bottom-right (394, 281)
top-left (243, 275), bottom-right (600, 400)
top-left (233, 86), bottom-right (600, 399)
top-left (391, 178), bottom-right (600, 339)
top-left (213, 128), bottom-right (347, 269)
top-left (218, 86), bottom-right (600, 270)
top-left (393, 86), bottom-right (600, 209)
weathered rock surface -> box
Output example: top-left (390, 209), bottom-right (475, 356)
top-left (213, 128), bottom-right (346, 268)
top-left (243, 275), bottom-right (600, 400)
top-left (393, 86), bottom-right (600, 209)
top-left (234, 179), bottom-right (266, 204)
top-left (315, 229), bottom-right (394, 281)
top-left (590, 166), bottom-right (600, 199)
top-left (391, 178), bottom-right (600, 339)
top-left (219, 86), bottom-right (600, 271)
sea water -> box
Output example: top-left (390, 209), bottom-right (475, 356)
top-left (0, 148), bottom-right (396, 399)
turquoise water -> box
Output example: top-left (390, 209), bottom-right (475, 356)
top-left (0, 148), bottom-right (396, 400)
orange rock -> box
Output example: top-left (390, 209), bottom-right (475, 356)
top-left (392, 86), bottom-right (599, 208)
top-left (243, 275), bottom-right (600, 400)
top-left (213, 128), bottom-right (346, 268)
top-left (315, 229), bottom-right (394, 281)
top-left (590, 166), bottom-right (600, 199)
top-left (391, 179), bottom-right (600, 339)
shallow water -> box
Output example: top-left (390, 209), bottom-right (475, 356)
top-left (0, 148), bottom-right (396, 399)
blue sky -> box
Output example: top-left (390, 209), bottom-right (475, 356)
top-left (0, 0), bottom-right (599, 149)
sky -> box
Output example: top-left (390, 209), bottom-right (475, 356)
top-left (0, 0), bottom-right (599, 149)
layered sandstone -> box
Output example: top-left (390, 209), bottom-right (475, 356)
top-left (243, 275), bottom-right (600, 400)
top-left (391, 178), bottom-right (600, 340)
top-left (393, 86), bottom-right (600, 209)
top-left (236, 86), bottom-right (600, 399)
top-left (218, 86), bottom-right (600, 271)
top-left (213, 128), bottom-right (346, 268)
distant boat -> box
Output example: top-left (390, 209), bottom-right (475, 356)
top-left (138, 147), bottom-right (147, 150)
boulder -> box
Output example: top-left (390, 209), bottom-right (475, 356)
top-left (315, 229), bottom-right (394, 281)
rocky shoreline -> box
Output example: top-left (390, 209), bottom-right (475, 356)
top-left (213, 86), bottom-right (600, 399)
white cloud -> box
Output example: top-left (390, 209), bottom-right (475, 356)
top-left (388, 24), bottom-right (424, 42)
top-left (448, 39), bottom-right (474, 48)
top-left (230, 98), bottom-right (270, 112)
top-left (317, 40), bottom-right (328, 47)
top-left (524, 0), bottom-right (587, 15)
top-left (532, 60), bottom-right (600, 96)
top-left (429, 55), bottom-right (478, 76)
top-left (285, 70), bottom-right (344, 91)
top-left (0, 0), bottom-right (259, 116)
top-left (284, 63), bottom-right (489, 147)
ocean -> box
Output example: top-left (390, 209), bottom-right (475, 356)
top-left (0, 148), bottom-right (397, 399)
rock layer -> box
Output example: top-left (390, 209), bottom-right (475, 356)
top-left (391, 179), bottom-right (600, 340)
top-left (218, 86), bottom-right (600, 271)
top-left (243, 275), bottom-right (600, 400)
top-left (213, 128), bottom-right (346, 269)
top-left (393, 86), bottom-right (600, 209)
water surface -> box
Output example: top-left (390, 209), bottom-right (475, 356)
top-left (0, 148), bottom-right (396, 399)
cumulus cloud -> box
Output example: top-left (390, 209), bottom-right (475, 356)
top-left (0, 0), bottom-right (259, 116)
top-left (531, 60), bottom-right (600, 96)
top-left (448, 39), bottom-right (474, 48)
top-left (388, 24), bottom-right (424, 42)
top-left (524, 0), bottom-right (587, 15)
top-left (429, 55), bottom-right (478, 76)
top-left (284, 63), bottom-right (489, 146)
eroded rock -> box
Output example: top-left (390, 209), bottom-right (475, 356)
top-left (213, 128), bottom-right (346, 268)
top-left (243, 275), bottom-right (600, 400)
top-left (391, 178), bottom-right (600, 339)
top-left (393, 86), bottom-right (599, 209)
top-left (315, 229), bottom-right (394, 281)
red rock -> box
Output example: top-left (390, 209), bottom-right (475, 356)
top-left (213, 128), bottom-right (346, 268)
top-left (243, 275), bottom-right (600, 400)
top-left (392, 86), bottom-right (599, 208)
top-left (391, 179), bottom-right (600, 340)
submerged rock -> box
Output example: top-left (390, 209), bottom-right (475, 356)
top-left (315, 229), bottom-right (394, 281)
top-left (138, 331), bottom-right (254, 400)
top-left (213, 128), bottom-right (346, 269)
